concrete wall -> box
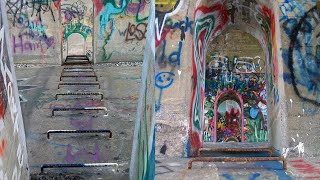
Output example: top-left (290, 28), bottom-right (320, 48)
top-left (6, 0), bottom-right (62, 64)
top-left (155, 0), bottom-right (288, 157)
top-left (5, 0), bottom-right (150, 64)
top-left (130, 0), bottom-right (155, 179)
top-left (94, 0), bottom-right (150, 63)
top-left (278, 0), bottom-right (320, 158)
top-left (0, 1), bottom-right (29, 179)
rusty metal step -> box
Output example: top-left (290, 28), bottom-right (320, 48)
top-left (51, 107), bottom-right (108, 116)
top-left (55, 92), bottom-right (103, 100)
top-left (40, 163), bottom-right (119, 173)
top-left (47, 129), bottom-right (112, 139)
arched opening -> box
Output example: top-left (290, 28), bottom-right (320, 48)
top-left (204, 29), bottom-right (268, 144)
top-left (66, 33), bottom-right (86, 55)
top-left (190, 0), bottom-right (279, 154)
top-left (60, 0), bottom-right (94, 62)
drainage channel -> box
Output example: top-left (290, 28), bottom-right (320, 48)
top-left (40, 55), bottom-right (118, 174)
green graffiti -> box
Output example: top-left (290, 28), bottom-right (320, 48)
top-left (135, 0), bottom-right (148, 22)
top-left (99, 0), bottom-right (129, 61)
top-left (64, 21), bottom-right (92, 40)
top-left (192, 14), bottom-right (216, 132)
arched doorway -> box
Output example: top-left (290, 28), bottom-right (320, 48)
top-left (66, 33), bottom-right (86, 55)
top-left (60, 0), bottom-right (94, 62)
top-left (189, 0), bottom-right (279, 154)
top-left (204, 29), bottom-right (268, 144)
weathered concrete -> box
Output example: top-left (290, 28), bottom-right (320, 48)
top-left (0, 1), bottom-right (29, 179)
top-left (15, 63), bottom-right (142, 179)
top-left (156, 156), bottom-right (320, 179)
top-left (6, 0), bottom-right (150, 64)
top-left (155, 0), bottom-right (319, 162)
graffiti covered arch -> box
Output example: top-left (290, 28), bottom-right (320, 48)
top-left (189, 0), bottom-right (279, 155)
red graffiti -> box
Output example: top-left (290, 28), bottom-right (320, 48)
top-left (94, 0), bottom-right (104, 16)
top-left (262, 6), bottom-right (278, 84)
top-left (0, 93), bottom-right (5, 120)
top-left (290, 159), bottom-right (320, 178)
top-left (156, 26), bottom-right (170, 47)
top-left (189, 3), bottom-right (229, 153)
top-left (0, 139), bottom-right (6, 158)
top-left (53, 0), bottom-right (62, 10)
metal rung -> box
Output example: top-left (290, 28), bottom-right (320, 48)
top-left (63, 66), bottom-right (93, 69)
top-left (188, 157), bottom-right (287, 170)
top-left (64, 62), bottom-right (91, 66)
top-left (65, 59), bottom-right (89, 62)
top-left (55, 92), bottom-right (103, 100)
top-left (41, 163), bottom-right (119, 173)
top-left (198, 148), bottom-right (273, 157)
top-left (67, 55), bottom-right (88, 57)
top-left (61, 71), bottom-right (96, 77)
top-left (60, 75), bottom-right (98, 81)
top-left (63, 69), bottom-right (94, 72)
top-left (58, 82), bottom-right (100, 89)
top-left (52, 107), bottom-right (107, 116)
top-left (47, 129), bottom-right (112, 139)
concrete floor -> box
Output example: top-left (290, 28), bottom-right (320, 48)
top-left (14, 63), bottom-right (320, 179)
top-left (15, 63), bottom-right (142, 179)
top-left (155, 156), bottom-right (320, 179)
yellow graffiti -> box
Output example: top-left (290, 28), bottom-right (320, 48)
top-left (155, 0), bottom-right (177, 9)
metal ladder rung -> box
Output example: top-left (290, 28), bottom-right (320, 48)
top-left (63, 66), bottom-right (93, 69)
top-left (41, 163), bottom-right (119, 173)
top-left (60, 75), bottom-right (98, 81)
top-left (47, 129), bottom-right (112, 139)
top-left (198, 148), bottom-right (273, 156)
top-left (52, 107), bottom-right (107, 116)
top-left (188, 157), bottom-right (287, 170)
top-left (58, 82), bottom-right (100, 89)
top-left (55, 92), bottom-right (103, 100)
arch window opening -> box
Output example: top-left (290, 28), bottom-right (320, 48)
top-left (203, 29), bottom-right (269, 143)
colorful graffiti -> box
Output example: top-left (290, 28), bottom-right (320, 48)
top-left (156, 16), bottom-right (193, 47)
top-left (64, 21), bottom-right (92, 40)
top-left (94, 0), bottom-right (128, 60)
top-left (282, 3), bottom-right (320, 105)
top-left (203, 56), bottom-right (268, 143)
top-left (190, 0), bottom-right (278, 154)
top-left (125, 0), bottom-right (149, 22)
top-left (155, 0), bottom-right (182, 40)
top-left (190, 3), bottom-right (229, 154)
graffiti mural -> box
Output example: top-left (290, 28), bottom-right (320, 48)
top-left (61, 0), bottom-right (93, 57)
top-left (190, 2), bottom-right (229, 153)
top-left (155, 0), bottom-right (183, 40)
top-left (190, 0), bottom-right (278, 154)
top-left (203, 55), bottom-right (268, 143)
top-left (281, 3), bottom-right (320, 105)
top-left (95, 0), bottom-right (128, 60)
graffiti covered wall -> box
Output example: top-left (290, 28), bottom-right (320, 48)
top-left (6, 0), bottom-right (62, 64)
top-left (0, 1), bottom-right (29, 178)
top-left (155, 0), bottom-right (288, 157)
top-left (61, 0), bottom-right (94, 58)
top-left (94, 0), bottom-right (150, 63)
top-left (280, 0), bottom-right (320, 158)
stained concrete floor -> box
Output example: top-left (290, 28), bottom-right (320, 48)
top-left (155, 156), bottom-right (320, 179)
top-left (15, 62), bottom-right (142, 179)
